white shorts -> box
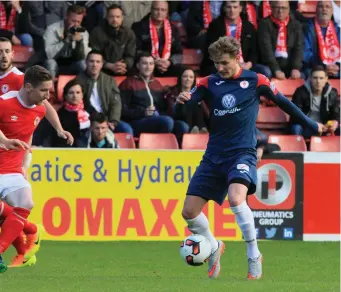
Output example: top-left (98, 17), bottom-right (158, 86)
top-left (0, 173), bottom-right (31, 199)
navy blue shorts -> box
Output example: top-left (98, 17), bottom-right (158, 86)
top-left (187, 151), bottom-right (257, 205)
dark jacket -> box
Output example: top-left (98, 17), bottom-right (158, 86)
top-left (201, 16), bottom-right (257, 74)
top-left (50, 107), bottom-right (88, 148)
top-left (131, 14), bottom-right (183, 65)
top-left (290, 81), bottom-right (340, 125)
top-left (119, 75), bottom-right (167, 122)
top-left (258, 16), bottom-right (303, 74)
top-left (90, 21), bottom-right (136, 70)
top-left (76, 71), bottom-right (122, 124)
top-left (24, 1), bottom-right (67, 37)
top-left (303, 19), bottom-right (340, 70)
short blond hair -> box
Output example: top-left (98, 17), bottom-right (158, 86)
top-left (208, 36), bottom-right (240, 61)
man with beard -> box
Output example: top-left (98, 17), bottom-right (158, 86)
top-left (90, 4), bottom-right (136, 76)
top-left (0, 37), bottom-right (74, 269)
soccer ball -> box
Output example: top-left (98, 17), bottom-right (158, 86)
top-left (180, 234), bottom-right (212, 266)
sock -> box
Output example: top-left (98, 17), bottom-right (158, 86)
top-left (12, 232), bottom-right (26, 255)
top-left (23, 221), bottom-right (37, 235)
top-left (186, 212), bottom-right (219, 253)
top-left (230, 201), bottom-right (260, 259)
top-left (0, 201), bottom-right (36, 234)
top-left (0, 207), bottom-right (30, 254)
top-left (0, 201), bottom-right (13, 220)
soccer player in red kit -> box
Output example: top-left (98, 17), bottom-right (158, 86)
top-left (0, 65), bottom-right (55, 273)
top-left (0, 37), bottom-right (74, 269)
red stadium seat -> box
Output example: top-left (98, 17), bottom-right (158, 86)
top-left (182, 49), bottom-right (203, 71)
top-left (12, 46), bottom-right (34, 68)
top-left (182, 133), bottom-right (209, 150)
top-left (310, 136), bottom-right (340, 152)
top-left (329, 79), bottom-right (340, 96)
top-left (271, 78), bottom-right (305, 97)
top-left (256, 107), bottom-right (289, 130)
top-left (268, 135), bottom-right (307, 151)
top-left (297, 1), bottom-right (316, 18)
top-left (139, 133), bottom-right (179, 149)
top-left (156, 77), bottom-right (177, 87)
top-left (115, 133), bottom-right (136, 149)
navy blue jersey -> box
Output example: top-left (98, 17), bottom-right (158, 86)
top-left (175, 69), bottom-right (318, 156)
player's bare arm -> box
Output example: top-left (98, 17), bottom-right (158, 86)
top-left (43, 100), bottom-right (74, 145)
top-left (0, 130), bottom-right (28, 151)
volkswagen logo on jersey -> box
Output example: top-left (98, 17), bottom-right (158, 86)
top-left (1, 84), bottom-right (8, 94)
top-left (221, 94), bottom-right (236, 109)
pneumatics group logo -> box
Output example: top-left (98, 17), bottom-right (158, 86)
top-left (249, 160), bottom-right (296, 210)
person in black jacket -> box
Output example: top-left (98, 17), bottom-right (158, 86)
top-left (131, 1), bottom-right (183, 77)
top-left (290, 66), bottom-right (340, 137)
top-left (201, 1), bottom-right (269, 77)
top-left (258, 0), bottom-right (304, 80)
top-left (51, 79), bottom-right (90, 147)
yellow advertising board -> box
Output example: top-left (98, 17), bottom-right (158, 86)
top-left (29, 149), bottom-right (242, 241)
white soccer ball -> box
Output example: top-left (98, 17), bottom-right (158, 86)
top-left (180, 234), bottom-right (212, 266)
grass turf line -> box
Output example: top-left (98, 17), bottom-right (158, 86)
top-left (0, 241), bottom-right (339, 292)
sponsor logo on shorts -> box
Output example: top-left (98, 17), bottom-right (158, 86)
top-left (237, 163), bottom-right (249, 173)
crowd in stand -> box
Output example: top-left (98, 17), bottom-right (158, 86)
top-left (0, 0), bottom-right (339, 149)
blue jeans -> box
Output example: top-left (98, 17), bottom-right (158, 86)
top-left (17, 34), bottom-right (33, 47)
top-left (115, 121), bottom-right (134, 135)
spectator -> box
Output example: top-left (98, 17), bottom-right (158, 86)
top-left (25, 1), bottom-right (67, 51)
top-left (303, 0), bottom-right (340, 79)
top-left (87, 112), bottom-right (119, 149)
top-left (104, 1), bottom-right (152, 29)
top-left (43, 4), bottom-right (90, 79)
top-left (132, 1), bottom-right (183, 77)
top-left (186, 1), bottom-right (224, 50)
top-left (76, 50), bottom-right (133, 135)
top-left (119, 52), bottom-right (189, 143)
top-left (0, 1), bottom-right (32, 46)
top-left (165, 67), bottom-right (208, 133)
top-left (256, 128), bottom-right (281, 165)
top-left (50, 79), bottom-right (89, 147)
top-left (258, 0), bottom-right (303, 80)
top-left (90, 4), bottom-right (136, 76)
top-left (201, 1), bottom-right (269, 77)
top-left (290, 66), bottom-right (340, 137)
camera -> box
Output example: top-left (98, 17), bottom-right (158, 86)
top-left (68, 26), bottom-right (86, 34)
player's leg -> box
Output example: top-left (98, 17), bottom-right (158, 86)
top-left (182, 195), bottom-right (218, 253)
top-left (0, 187), bottom-right (33, 273)
top-left (182, 156), bottom-right (226, 279)
top-left (0, 200), bottom-right (42, 259)
top-left (228, 183), bottom-right (262, 279)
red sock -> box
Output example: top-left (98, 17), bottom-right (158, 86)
top-left (12, 232), bottom-right (26, 255)
top-left (0, 207), bottom-right (30, 254)
top-left (23, 221), bottom-right (37, 234)
top-left (0, 201), bottom-right (13, 220)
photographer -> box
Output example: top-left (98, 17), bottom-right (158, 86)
top-left (43, 5), bottom-right (91, 79)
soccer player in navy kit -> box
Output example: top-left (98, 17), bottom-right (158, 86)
top-left (175, 36), bottom-right (323, 280)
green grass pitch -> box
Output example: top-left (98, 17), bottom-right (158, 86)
top-left (1, 241), bottom-right (339, 292)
